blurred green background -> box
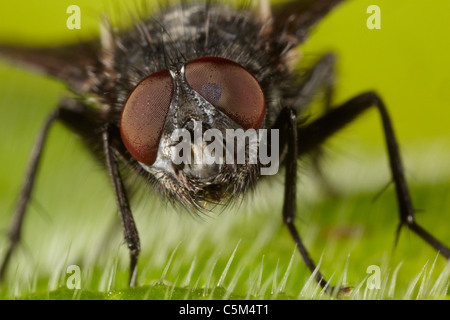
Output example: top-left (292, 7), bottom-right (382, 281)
top-left (0, 0), bottom-right (449, 299)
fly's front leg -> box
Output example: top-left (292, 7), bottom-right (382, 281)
top-left (0, 109), bottom-right (60, 282)
top-left (102, 124), bottom-right (141, 287)
top-left (274, 107), bottom-right (347, 295)
top-left (297, 91), bottom-right (450, 259)
top-left (282, 108), bottom-right (327, 286)
top-left (0, 97), bottom-right (106, 283)
top-left (1, 97), bottom-right (141, 287)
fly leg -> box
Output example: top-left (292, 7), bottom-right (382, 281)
top-left (0, 109), bottom-right (60, 282)
top-left (102, 124), bottom-right (141, 287)
top-left (274, 107), bottom-right (348, 295)
top-left (62, 99), bottom-right (141, 286)
top-left (1, 98), bottom-right (142, 287)
top-left (298, 91), bottom-right (450, 259)
top-left (63, 99), bottom-right (141, 287)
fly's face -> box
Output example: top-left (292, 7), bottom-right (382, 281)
top-left (120, 56), bottom-right (266, 206)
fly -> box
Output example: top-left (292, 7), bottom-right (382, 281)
top-left (0, 0), bottom-right (449, 294)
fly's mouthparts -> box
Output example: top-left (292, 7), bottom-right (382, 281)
top-left (168, 120), bottom-right (279, 176)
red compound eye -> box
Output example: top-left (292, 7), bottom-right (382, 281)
top-left (120, 70), bottom-right (174, 165)
top-left (185, 57), bottom-right (265, 130)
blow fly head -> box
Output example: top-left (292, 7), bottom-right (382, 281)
top-left (98, 3), bottom-right (291, 211)
top-left (120, 56), bottom-right (267, 209)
